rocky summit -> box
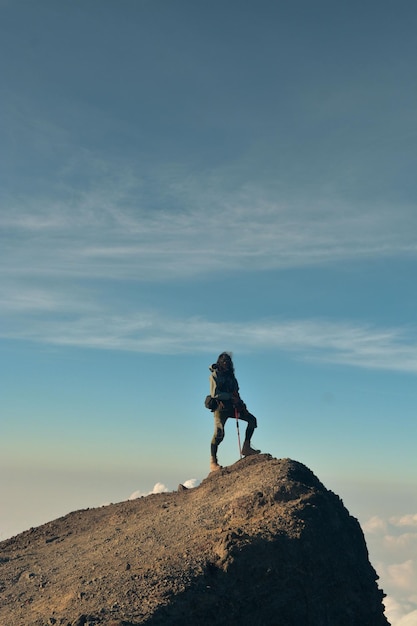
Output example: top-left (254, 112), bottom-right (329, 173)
top-left (0, 455), bottom-right (389, 626)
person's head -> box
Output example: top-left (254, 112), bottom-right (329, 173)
top-left (217, 352), bottom-right (234, 373)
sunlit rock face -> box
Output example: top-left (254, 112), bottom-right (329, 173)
top-left (0, 455), bottom-right (389, 626)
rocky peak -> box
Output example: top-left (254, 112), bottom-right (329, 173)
top-left (0, 455), bottom-right (389, 625)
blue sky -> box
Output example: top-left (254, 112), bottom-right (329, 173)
top-left (1, 1), bottom-right (416, 623)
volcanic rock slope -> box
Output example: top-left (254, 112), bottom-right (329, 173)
top-left (0, 455), bottom-right (389, 626)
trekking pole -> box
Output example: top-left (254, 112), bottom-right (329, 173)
top-left (235, 407), bottom-right (243, 459)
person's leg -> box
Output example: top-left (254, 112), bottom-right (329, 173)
top-left (210, 410), bottom-right (227, 471)
top-left (238, 409), bottom-right (260, 456)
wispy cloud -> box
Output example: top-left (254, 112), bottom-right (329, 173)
top-left (1, 305), bottom-right (416, 373)
top-left (0, 282), bottom-right (97, 313)
top-left (1, 163), bottom-right (416, 373)
top-left (1, 169), bottom-right (416, 283)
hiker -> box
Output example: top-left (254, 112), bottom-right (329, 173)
top-left (208, 352), bottom-right (260, 472)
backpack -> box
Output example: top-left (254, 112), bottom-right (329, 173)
top-left (204, 395), bottom-right (218, 411)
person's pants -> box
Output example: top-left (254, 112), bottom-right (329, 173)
top-left (211, 405), bottom-right (257, 456)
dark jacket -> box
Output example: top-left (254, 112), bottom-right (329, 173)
top-left (209, 363), bottom-right (239, 402)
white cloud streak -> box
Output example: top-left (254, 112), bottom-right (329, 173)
top-left (1, 306), bottom-right (416, 373)
top-left (0, 282), bottom-right (97, 313)
top-left (1, 173), bottom-right (415, 282)
top-left (1, 167), bottom-right (416, 372)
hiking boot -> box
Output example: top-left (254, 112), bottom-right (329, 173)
top-left (210, 457), bottom-right (221, 472)
top-left (242, 442), bottom-right (260, 456)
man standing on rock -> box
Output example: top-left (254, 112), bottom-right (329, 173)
top-left (208, 352), bottom-right (260, 472)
